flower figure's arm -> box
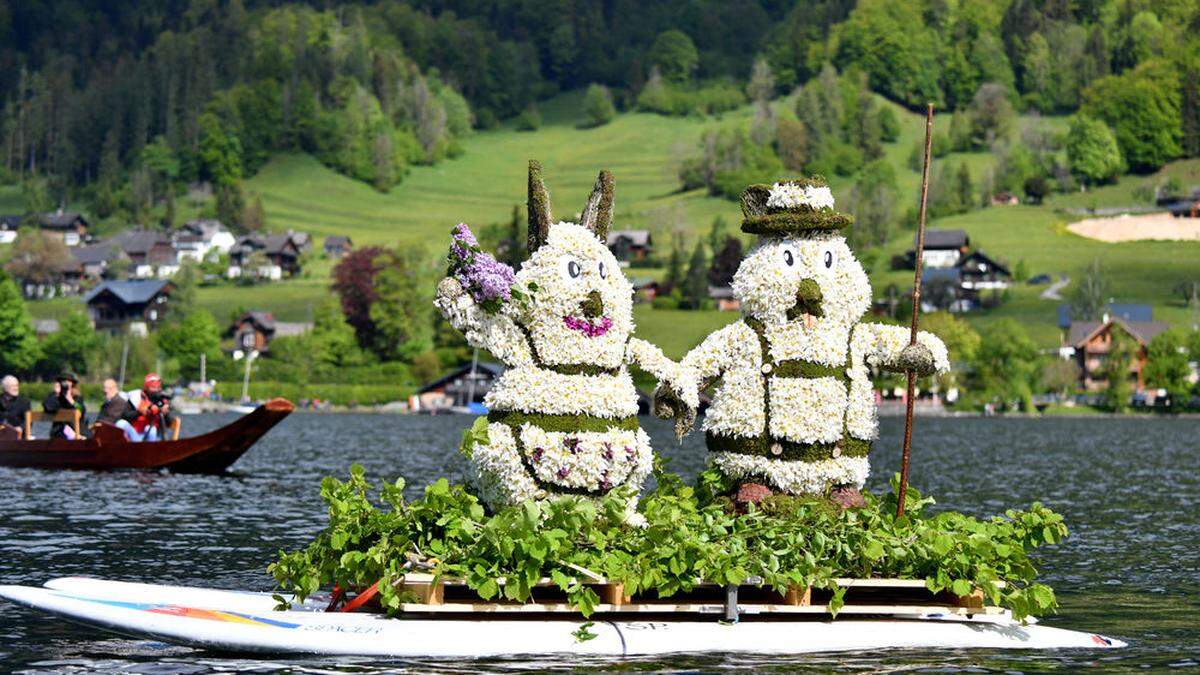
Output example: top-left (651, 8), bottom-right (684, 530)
top-left (850, 322), bottom-right (950, 377)
top-left (435, 277), bottom-right (534, 367)
top-left (627, 338), bottom-right (700, 410)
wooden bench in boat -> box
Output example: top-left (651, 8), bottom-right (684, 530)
top-left (382, 573), bottom-right (1003, 618)
top-left (23, 410), bottom-right (182, 441)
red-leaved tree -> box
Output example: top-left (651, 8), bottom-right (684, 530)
top-left (331, 246), bottom-right (384, 347)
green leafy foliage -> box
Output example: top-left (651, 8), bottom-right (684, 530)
top-left (271, 465), bottom-right (1067, 621)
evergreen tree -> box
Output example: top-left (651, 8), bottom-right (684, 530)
top-left (955, 162), bottom-right (973, 210)
top-left (663, 240), bottom-right (685, 293)
top-left (0, 272), bottom-right (41, 375)
top-left (681, 242), bottom-right (708, 310)
top-left (707, 236), bottom-right (743, 287)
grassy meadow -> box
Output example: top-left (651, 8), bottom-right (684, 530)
top-left (14, 91), bottom-right (1200, 355)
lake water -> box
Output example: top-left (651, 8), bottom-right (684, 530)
top-left (1, 413), bottom-right (1197, 672)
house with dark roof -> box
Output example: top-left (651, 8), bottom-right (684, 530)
top-left (83, 279), bottom-right (173, 334)
top-left (71, 242), bottom-right (126, 280)
top-left (1067, 314), bottom-right (1170, 391)
top-left (175, 219), bottom-right (235, 262)
top-left (708, 285), bottom-right (740, 311)
top-left (229, 234), bottom-right (302, 279)
top-left (324, 235), bottom-right (353, 258)
top-left (1057, 303), bottom-right (1154, 331)
top-left (607, 230), bottom-right (653, 264)
top-left (913, 229), bottom-right (969, 268)
top-left (38, 210), bottom-right (89, 246)
top-left (956, 250), bottom-right (1011, 291)
top-left (0, 215), bottom-right (22, 244)
top-left (107, 229), bottom-right (178, 278)
top-left (416, 362), bottom-right (505, 411)
top-left (920, 267), bottom-right (969, 312)
top-left (227, 311), bottom-right (277, 352)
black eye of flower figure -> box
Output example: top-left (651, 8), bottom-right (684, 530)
top-left (783, 250), bottom-right (794, 267)
top-left (824, 251), bottom-right (833, 269)
top-left (568, 260), bottom-right (581, 278)
top-left (598, 261), bottom-right (607, 279)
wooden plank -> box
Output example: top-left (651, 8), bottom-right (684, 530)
top-left (401, 573), bottom-right (1004, 591)
top-left (396, 602), bottom-right (1006, 616)
top-left (783, 585), bottom-right (811, 606)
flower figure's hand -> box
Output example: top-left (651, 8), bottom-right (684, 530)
top-left (890, 342), bottom-right (936, 376)
top-left (652, 385), bottom-right (696, 441)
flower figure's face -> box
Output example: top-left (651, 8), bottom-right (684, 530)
top-left (732, 233), bottom-right (870, 327)
top-left (516, 222), bottom-right (633, 367)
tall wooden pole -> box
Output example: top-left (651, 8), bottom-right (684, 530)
top-left (897, 103), bottom-right (935, 517)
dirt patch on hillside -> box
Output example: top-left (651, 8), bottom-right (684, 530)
top-left (1067, 212), bottom-right (1200, 242)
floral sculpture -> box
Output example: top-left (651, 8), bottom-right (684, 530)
top-left (435, 161), bottom-right (696, 514)
top-left (659, 177), bottom-right (949, 507)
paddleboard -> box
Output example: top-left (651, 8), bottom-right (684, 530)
top-left (0, 579), bottom-right (1127, 657)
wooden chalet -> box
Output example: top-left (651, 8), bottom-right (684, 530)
top-left (38, 210), bottom-right (89, 246)
top-left (708, 285), bottom-right (740, 312)
top-left (416, 362), bottom-right (504, 411)
top-left (324, 235), bottom-right (353, 258)
top-left (0, 215), bottom-right (21, 244)
top-left (1067, 315), bottom-right (1170, 391)
top-left (956, 250), bottom-right (1011, 290)
top-left (631, 278), bottom-right (661, 304)
top-left (910, 229), bottom-right (969, 269)
top-left (606, 230), bottom-right (653, 263)
top-left (108, 229), bottom-right (178, 278)
top-left (225, 311), bottom-right (311, 353)
top-left (230, 234), bottom-right (302, 279)
top-left (84, 279), bottom-right (173, 334)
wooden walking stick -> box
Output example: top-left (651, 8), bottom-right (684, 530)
top-left (897, 103), bottom-right (935, 517)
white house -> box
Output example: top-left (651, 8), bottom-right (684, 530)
top-left (175, 219), bottom-right (236, 262)
top-left (914, 229), bottom-right (970, 269)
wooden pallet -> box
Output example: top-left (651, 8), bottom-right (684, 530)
top-left (393, 573), bottom-right (1001, 618)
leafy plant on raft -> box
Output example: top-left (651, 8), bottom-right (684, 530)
top-left (269, 462), bottom-right (1066, 621)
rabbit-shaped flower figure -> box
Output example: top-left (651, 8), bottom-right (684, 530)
top-left (660, 178), bottom-right (949, 507)
top-left (436, 161), bottom-right (697, 512)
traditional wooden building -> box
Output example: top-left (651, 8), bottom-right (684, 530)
top-left (911, 229), bottom-right (969, 269)
top-left (0, 215), bottom-right (21, 244)
top-left (230, 234), bottom-right (302, 279)
top-left (416, 362), bottom-right (505, 411)
top-left (1067, 316), bottom-right (1170, 391)
top-left (38, 210), bottom-right (89, 246)
top-left (324, 235), bottom-right (353, 258)
top-left (108, 229), bottom-right (178, 278)
top-left (606, 230), bottom-right (653, 263)
top-left (708, 285), bottom-right (741, 312)
top-left (956, 250), bottom-right (1011, 291)
top-left (83, 279), bottom-right (173, 334)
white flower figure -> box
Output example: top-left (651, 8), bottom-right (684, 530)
top-left (661, 178), bottom-right (949, 505)
top-left (435, 161), bottom-right (697, 516)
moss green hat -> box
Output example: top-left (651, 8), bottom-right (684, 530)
top-left (739, 177), bottom-right (853, 236)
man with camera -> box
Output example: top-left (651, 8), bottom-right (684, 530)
top-left (43, 372), bottom-right (85, 440)
top-left (129, 373), bottom-right (172, 442)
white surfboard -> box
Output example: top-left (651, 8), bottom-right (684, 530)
top-left (0, 579), bottom-right (1126, 657)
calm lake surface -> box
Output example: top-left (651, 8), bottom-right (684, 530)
top-left (0, 413), bottom-right (1197, 672)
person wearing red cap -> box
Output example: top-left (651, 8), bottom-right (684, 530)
top-left (129, 373), bottom-right (172, 442)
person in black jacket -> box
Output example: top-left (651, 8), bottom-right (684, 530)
top-left (43, 372), bottom-right (85, 440)
top-left (0, 375), bottom-right (31, 437)
top-left (97, 378), bottom-right (138, 439)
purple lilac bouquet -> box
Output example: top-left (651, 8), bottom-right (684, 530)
top-left (448, 223), bottom-right (519, 314)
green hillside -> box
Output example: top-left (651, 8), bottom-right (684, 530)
top-left (19, 94), bottom-right (1200, 357)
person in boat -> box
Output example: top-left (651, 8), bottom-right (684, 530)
top-left (97, 378), bottom-right (140, 440)
top-left (127, 373), bottom-right (172, 442)
top-left (43, 372), bottom-right (86, 440)
top-left (0, 375), bottom-right (31, 438)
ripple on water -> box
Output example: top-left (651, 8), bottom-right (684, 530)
top-left (1, 412), bottom-right (1197, 671)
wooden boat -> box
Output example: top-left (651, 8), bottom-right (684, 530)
top-left (0, 398), bottom-right (294, 473)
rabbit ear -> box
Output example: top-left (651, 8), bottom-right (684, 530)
top-left (527, 160), bottom-right (553, 253)
top-left (579, 170), bottom-right (614, 242)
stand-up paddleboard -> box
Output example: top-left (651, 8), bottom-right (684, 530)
top-left (0, 579), bottom-right (1125, 657)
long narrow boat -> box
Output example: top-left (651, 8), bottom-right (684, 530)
top-left (0, 398), bottom-right (293, 473)
top-left (0, 577), bottom-right (1126, 657)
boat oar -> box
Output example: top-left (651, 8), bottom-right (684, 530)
top-left (897, 103), bottom-right (935, 518)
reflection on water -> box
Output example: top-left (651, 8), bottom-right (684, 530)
top-left (0, 413), bottom-right (1197, 672)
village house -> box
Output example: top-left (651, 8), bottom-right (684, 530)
top-left (174, 219), bottom-right (236, 262)
top-left (630, 278), bottom-right (661, 304)
top-left (107, 229), bottom-right (179, 278)
top-left (38, 209), bottom-right (89, 246)
top-left (708, 285), bottom-right (741, 312)
top-left (956, 250), bottom-right (1011, 291)
top-left (415, 362), bottom-right (505, 411)
top-left (1062, 307), bottom-right (1169, 392)
top-left (323, 235), bottom-right (353, 258)
top-left (606, 230), bottom-right (653, 264)
top-left (71, 242), bottom-right (128, 280)
top-left (990, 191), bottom-right (1020, 206)
top-left (83, 279), bottom-right (173, 335)
top-left (226, 311), bottom-right (312, 353)
top-left (0, 215), bottom-right (21, 244)
top-left (911, 229), bottom-right (970, 268)
top-left (288, 230), bottom-right (312, 254)
top-left (229, 233), bottom-right (302, 279)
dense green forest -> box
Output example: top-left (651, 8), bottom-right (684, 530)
top-left (6, 0), bottom-right (1200, 230)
